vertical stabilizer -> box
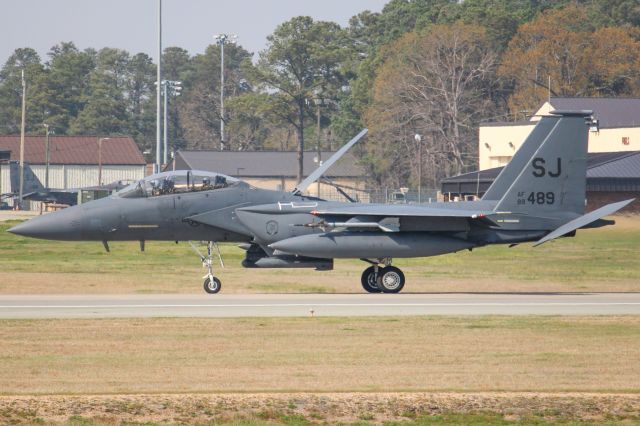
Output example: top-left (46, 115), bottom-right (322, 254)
top-left (483, 116), bottom-right (558, 200)
top-left (494, 111), bottom-right (591, 217)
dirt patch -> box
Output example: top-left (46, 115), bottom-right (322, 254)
top-left (0, 392), bottom-right (638, 425)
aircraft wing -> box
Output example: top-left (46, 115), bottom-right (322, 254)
top-left (292, 128), bottom-right (368, 196)
top-left (533, 198), bottom-right (635, 247)
top-left (310, 204), bottom-right (492, 219)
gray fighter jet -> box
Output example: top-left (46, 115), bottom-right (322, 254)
top-left (8, 130), bottom-right (369, 293)
top-left (8, 111), bottom-right (633, 294)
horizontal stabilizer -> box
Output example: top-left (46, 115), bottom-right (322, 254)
top-left (533, 199), bottom-right (634, 247)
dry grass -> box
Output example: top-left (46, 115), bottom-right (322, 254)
top-left (0, 316), bottom-right (639, 395)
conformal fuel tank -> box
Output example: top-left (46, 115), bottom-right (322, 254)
top-left (270, 231), bottom-right (476, 259)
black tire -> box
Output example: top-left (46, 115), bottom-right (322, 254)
top-left (378, 266), bottom-right (405, 293)
top-left (360, 266), bottom-right (381, 293)
top-left (203, 276), bottom-right (222, 294)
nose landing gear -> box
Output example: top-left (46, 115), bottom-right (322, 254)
top-left (189, 241), bottom-right (224, 294)
top-left (360, 258), bottom-right (406, 293)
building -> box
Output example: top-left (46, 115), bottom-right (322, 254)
top-left (441, 151), bottom-right (640, 213)
top-left (0, 135), bottom-right (145, 209)
top-left (479, 98), bottom-right (640, 170)
top-left (170, 150), bottom-right (366, 200)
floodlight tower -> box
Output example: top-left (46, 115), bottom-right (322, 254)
top-left (213, 33), bottom-right (237, 151)
top-left (155, 0), bottom-right (162, 173)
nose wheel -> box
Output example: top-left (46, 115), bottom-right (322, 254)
top-left (190, 241), bottom-right (224, 294)
top-left (360, 260), bottom-right (405, 293)
top-left (204, 276), bottom-right (221, 294)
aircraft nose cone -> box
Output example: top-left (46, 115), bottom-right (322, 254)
top-left (7, 209), bottom-right (81, 240)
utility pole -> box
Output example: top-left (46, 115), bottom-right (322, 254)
top-left (98, 137), bottom-right (110, 186)
top-left (43, 124), bottom-right (51, 190)
top-left (213, 34), bottom-right (237, 150)
top-left (163, 80), bottom-right (168, 166)
top-left (156, 0), bottom-right (162, 173)
top-left (18, 69), bottom-right (26, 209)
top-left (316, 99), bottom-right (322, 197)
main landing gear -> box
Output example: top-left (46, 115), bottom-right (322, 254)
top-left (360, 258), bottom-right (406, 294)
top-left (189, 241), bottom-right (224, 294)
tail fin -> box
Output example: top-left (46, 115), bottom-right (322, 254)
top-left (493, 110), bottom-right (591, 217)
top-left (483, 116), bottom-right (559, 200)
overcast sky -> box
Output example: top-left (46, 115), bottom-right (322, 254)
top-left (2, 0), bottom-right (389, 65)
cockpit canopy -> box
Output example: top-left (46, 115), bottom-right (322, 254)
top-left (117, 170), bottom-right (240, 199)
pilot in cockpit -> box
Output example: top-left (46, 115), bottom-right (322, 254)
top-left (201, 177), bottom-right (213, 191)
top-left (214, 175), bottom-right (227, 189)
top-left (161, 177), bottom-right (175, 194)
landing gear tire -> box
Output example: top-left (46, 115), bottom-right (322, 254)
top-left (204, 276), bottom-right (222, 294)
top-left (378, 266), bottom-right (405, 293)
top-left (361, 266), bottom-right (381, 293)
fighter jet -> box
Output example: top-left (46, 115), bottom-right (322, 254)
top-left (8, 111), bottom-right (633, 294)
top-left (8, 130), bottom-right (369, 293)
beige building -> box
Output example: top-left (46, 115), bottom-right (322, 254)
top-left (479, 98), bottom-right (640, 170)
top-left (170, 150), bottom-right (366, 201)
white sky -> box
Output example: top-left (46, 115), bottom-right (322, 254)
top-left (2, 0), bottom-right (389, 64)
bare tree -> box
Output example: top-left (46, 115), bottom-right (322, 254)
top-left (364, 23), bottom-right (498, 188)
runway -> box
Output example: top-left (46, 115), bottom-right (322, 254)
top-left (0, 293), bottom-right (639, 318)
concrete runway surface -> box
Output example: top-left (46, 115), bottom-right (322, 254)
top-left (0, 293), bottom-right (639, 318)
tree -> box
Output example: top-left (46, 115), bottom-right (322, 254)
top-left (0, 48), bottom-right (45, 134)
top-left (178, 43), bottom-right (251, 150)
top-left (247, 16), bottom-right (351, 182)
top-left (499, 5), bottom-right (640, 114)
top-left (364, 23), bottom-right (498, 188)
top-left (70, 48), bottom-right (130, 135)
top-left (37, 42), bottom-right (95, 134)
top-left (126, 52), bottom-right (156, 151)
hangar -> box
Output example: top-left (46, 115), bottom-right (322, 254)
top-left (0, 135), bottom-right (145, 209)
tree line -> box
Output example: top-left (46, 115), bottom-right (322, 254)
top-left (0, 0), bottom-right (638, 188)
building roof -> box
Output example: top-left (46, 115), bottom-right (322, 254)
top-left (480, 120), bottom-right (534, 127)
top-left (548, 98), bottom-right (640, 128)
top-left (442, 151), bottom-right (640, 186)
top-left (480, 98), bottom-right (640, 129)
top-left (0, 135), bottom-right (145, 165)
top-left (173, 150), bottom-right (364, 178)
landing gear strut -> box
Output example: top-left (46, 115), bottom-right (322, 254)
top-left (360, 259), bottom-right (406, 294)
top-left (190, 241), bottom-right (224, 294)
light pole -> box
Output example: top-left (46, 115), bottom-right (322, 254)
top-left (415, 133), bottom-right (422, 203)
top-left (43, 124), bottom-right (53, 190)
top-left (162, 80), bottom-right (182, 166)
top-left (98, 137), bottom-right (110, 186)
top-left (213, 33), bottom-right (237, 151)
top-left (155, 0), bottom-right (162, 173)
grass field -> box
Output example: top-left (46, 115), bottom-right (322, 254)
top-left (1, 316), bottom-right (639, 394)
top-left (1, 216), bottom-right (640, 294)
